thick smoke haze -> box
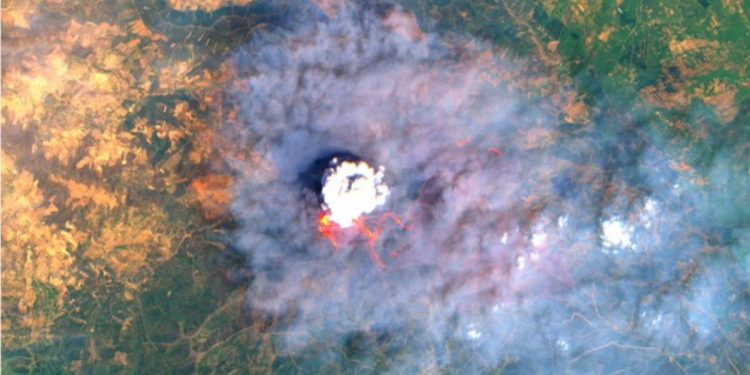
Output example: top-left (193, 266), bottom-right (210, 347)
top-left (226, 2), bottom-right (749, 373)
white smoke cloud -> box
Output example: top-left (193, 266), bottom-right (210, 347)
top-left (225, 2), bottom-right (749, 372)
top-left (321, 159), bottom-right (390, 227)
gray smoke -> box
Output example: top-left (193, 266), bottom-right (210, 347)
top-left (226, 3), bottom-right (749, 373)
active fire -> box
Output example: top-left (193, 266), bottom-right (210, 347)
top-left (317, 158), bottom-right (406, 269)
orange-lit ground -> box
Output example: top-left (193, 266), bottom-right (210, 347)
top-left (319, 210), bottom-right (408, 270)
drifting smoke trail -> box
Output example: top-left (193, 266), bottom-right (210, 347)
top-left (226, 2), bottom-right (749, 372)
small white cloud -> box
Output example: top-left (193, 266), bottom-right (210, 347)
top-left (467, 324), bottom-right (482, 340)
top-left (517, 256), bottom-right (527, 270)
top-left (531, 232), bottom-right (547, 248)
top-left (651, 313), bottom-right (663, 326)
top-left (639, 198), bottom-right (658, 229)
top-left (601, 217), bottom-right (634, 250)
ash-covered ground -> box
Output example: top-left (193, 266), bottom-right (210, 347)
top-left (226, 2), bottom-right (749, 373)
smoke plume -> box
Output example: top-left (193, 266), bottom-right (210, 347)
top-left (226, 2), bottom-right (749, 372)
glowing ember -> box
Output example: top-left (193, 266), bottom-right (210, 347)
top-left (321, 158), bottom-right (390, 228)
top-left (318, 211), bottom-right (340, 249)
top-left (354, 213), bottom-right (409, 270)
top-left (354, 217), bottom-right (385, 270)
top-left (318, 211), bottom-right (408, 270)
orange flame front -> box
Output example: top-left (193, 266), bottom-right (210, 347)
top-left (318, 210), bottom-right (408, 270)
top-left (355, 213), bottom-right (410, 270)
top-left (318, 211), bottom-right (340, 249)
